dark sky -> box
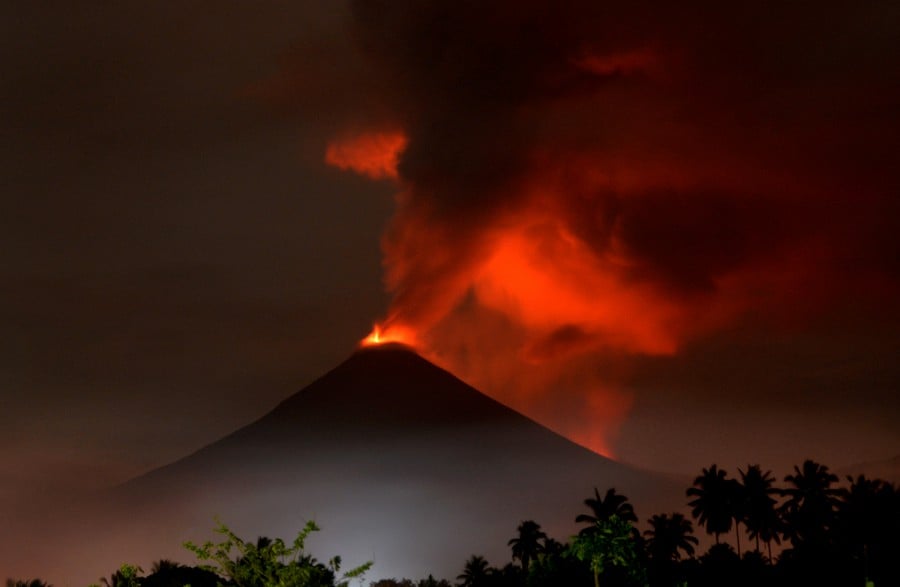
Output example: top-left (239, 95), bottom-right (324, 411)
top-left (3, 1), bottom-right (899, 514)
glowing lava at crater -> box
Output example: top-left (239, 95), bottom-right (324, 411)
top-left (360, 323), bottom-right (418, 349)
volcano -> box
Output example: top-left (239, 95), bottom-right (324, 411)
top-left (39, 345), bottom-right (684, 583)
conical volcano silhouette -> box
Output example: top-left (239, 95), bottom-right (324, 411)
top-left (50, 345), bottom-right (683, 583)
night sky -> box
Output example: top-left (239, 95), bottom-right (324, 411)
top-left (3, 0), bottom-right (899, 520)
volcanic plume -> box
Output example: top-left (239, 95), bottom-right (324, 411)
top-left (261, 1), bottom-right (900, 456)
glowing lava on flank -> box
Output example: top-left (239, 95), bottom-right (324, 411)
top-left (360, 323), bottom-right (418, 348)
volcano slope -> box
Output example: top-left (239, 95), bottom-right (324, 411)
top-left (42, 344), bottom-right (685, 583)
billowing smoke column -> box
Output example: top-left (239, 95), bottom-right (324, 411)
top-left (276, 0), bottom-right (899, 456)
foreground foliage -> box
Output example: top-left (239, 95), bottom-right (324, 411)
top-left (8, 459), bottom-right (897, 587)
top-left (569, 515), bottom-right (644, 587)
top-left (183, 520), bottom-right (372, 587)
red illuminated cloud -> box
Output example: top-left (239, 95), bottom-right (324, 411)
top-left (325, 131), bottom-right (407, 180)
top-left (292, 0), bottom-right (899, 456)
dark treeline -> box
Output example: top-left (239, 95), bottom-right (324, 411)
top-left (7, 459), bottom-right (899, 587)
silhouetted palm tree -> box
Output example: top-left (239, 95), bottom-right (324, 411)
top-left (687, 465), bottom-right (737, 546)
top-left (644, 513), bottom-right (699, 562)
top-left (576, 487), bottom-right (637, 536)
top-left (753, 498), bottom-right (784, 561)
top-left (99, 565), bottom-right (142, 587)
top-left (780, 459), bottom-right (840, 549)
top-left (739, 464), bottom-right (781, 557)
top-left (729, 476), bottom-right (746, 557)
top-left (6, 580), bottom-right (51, 587)
top-left (836, 474), bottom-right (899, 585)
top-left (542, 536), bottom-right (566, 558)
top-left (457, 555), bottom-right (490, 587)
top-left (644, 513), bottom-right (697, 587)
top-left (507, 520), bottom-right (547, 571)
top-left (143, 560), bottom-right (219, 587)
top-left (149, 560), bottom-right (181, 574)
top-left (570, 514), bottom-right (645, 587)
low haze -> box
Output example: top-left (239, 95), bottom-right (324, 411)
top-left (2, 1), bottom-right (898, 578)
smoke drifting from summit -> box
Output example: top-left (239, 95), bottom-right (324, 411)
top-left (300, 0), bottom-right (900, 455)
top-left (326, 131), bottom-right (408, 179)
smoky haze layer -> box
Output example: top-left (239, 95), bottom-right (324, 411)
top-left (281, 0), bottom-right (900, 456)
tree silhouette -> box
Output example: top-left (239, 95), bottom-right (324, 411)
top-left (99, 564), bottom-right (142, 587)
top-left (696, 543), bottom-right (740, 585)
top-left (142, 559), bottom-right (219, 587)
top-left (456, 555), bottom-right (490, 587)
top-left (576, 488), bottom-right (637, 536)
top-left (644, 513), bottom-right (699, 562)
top-left (371, 578), bottom-right (452, 587)
top-left (569, 515), bottom-right (645, 587)
top-left (836, 475), bottom-right (900, 587)
top-left (507, 520), bottom-right (547, 572)
top-left (739, 464), bottom-right (781, 558)
top-left (750, 498), bottom-right (784, 562)
top-left (644, 513), bottom-right (697, 587)
top-left (418, 575), bottom-right (452, 587)
top-left (686, 465), bottom-right (737, 546)
top-left (149, 560), bottom-right (178, 574)
top-left (779, 459), bottom-right (840, 550)
top-left (729, 476), bottom-right (745, 557)
top-left (529, 536), bottom-right (591, 587)
top-left (492, 563), bottom-right (522, 586)
top-left (541, 536), bottom-right (566, 558)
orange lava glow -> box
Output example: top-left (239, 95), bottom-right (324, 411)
top-left (325, 131), bottom-right (408, 180)
top-left (360, 322), bottom-right (418, 348)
